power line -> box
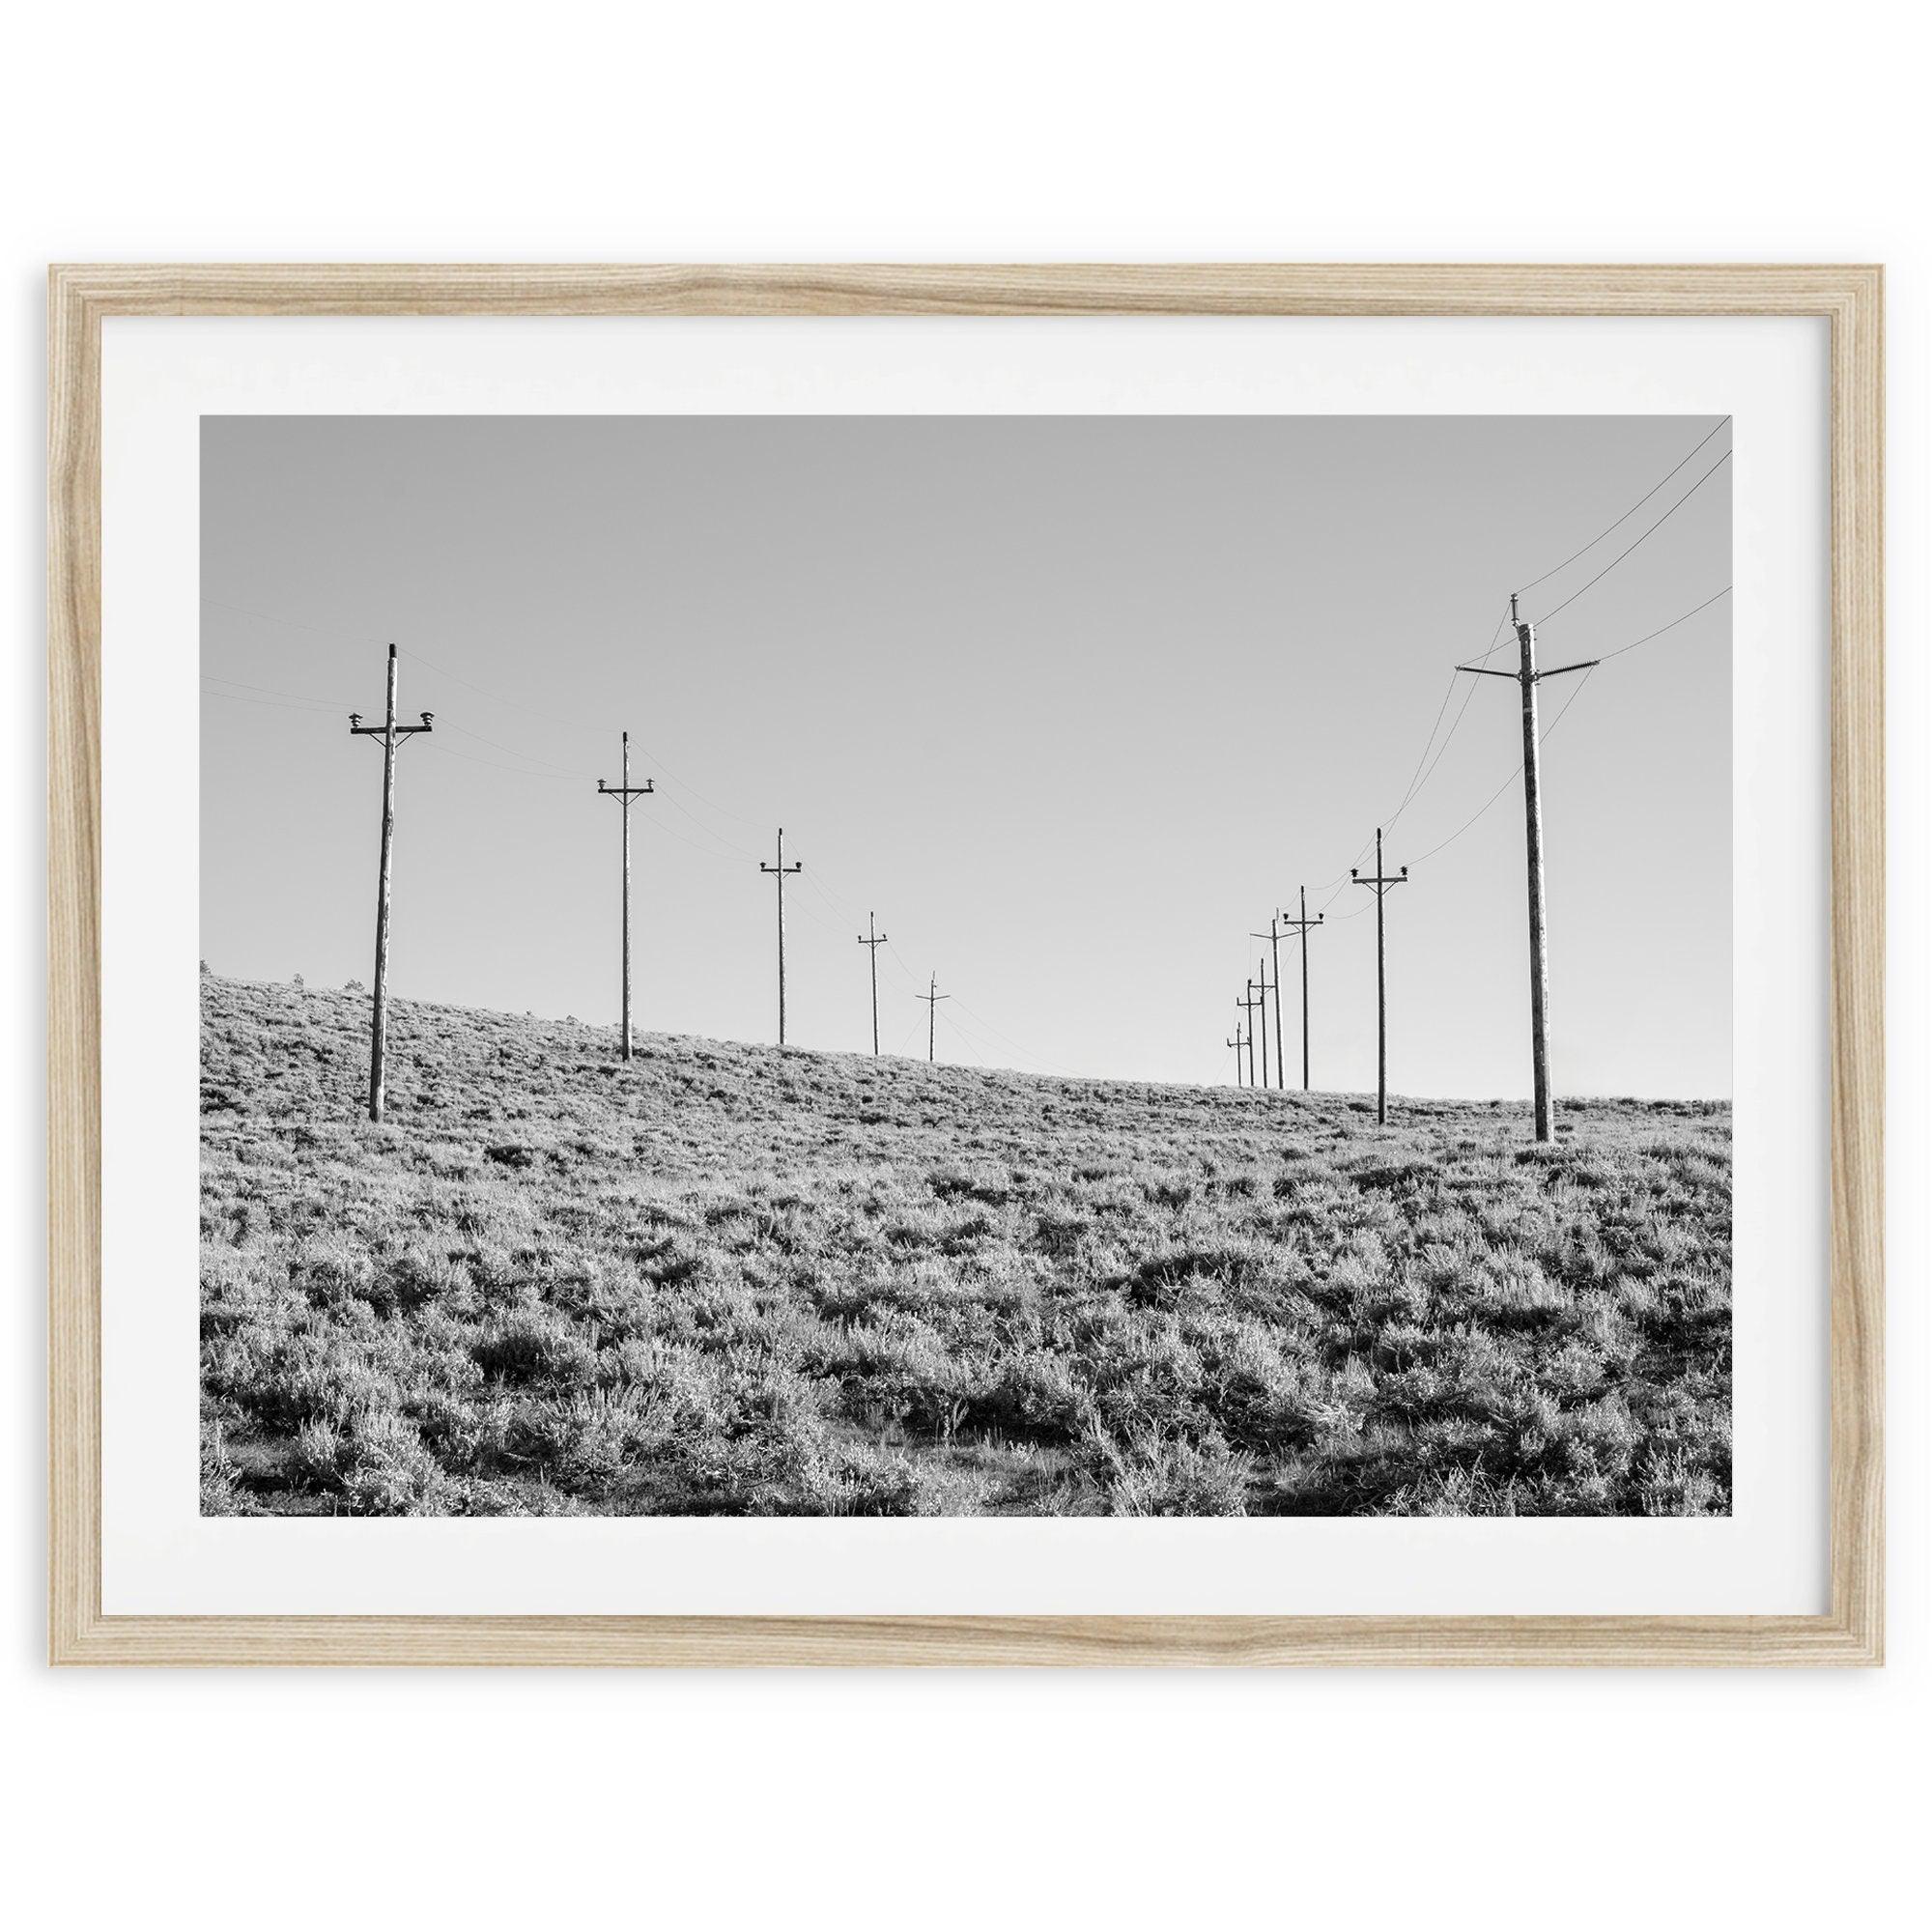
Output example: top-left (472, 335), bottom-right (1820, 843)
top-left (1406, 672), bottom-right (1600, 869)
top-left (202, 686), bottom-right (343, 717)
top-left (1531, 449), bottom-right (1733, 627)
top-left (201, 597), bottom-right (380, 643)
top-left (1598, 584), bottom-right (1732, 661)
top-left (946, 989), bottom-right (1084, 1079)
top-left (440, 719), bottom-right (591, 779)
top-left (202, 671), bottom-right (353, 708)
top-left (422, 740), bottom-right (579, 782)
top-left (1310, 604), bottom-right (1515, 908)
top-left (1515, 417), bottom-right (1731, 598)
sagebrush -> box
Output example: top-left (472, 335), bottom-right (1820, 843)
top-left (200, 977), bottom-right (1731, 1517)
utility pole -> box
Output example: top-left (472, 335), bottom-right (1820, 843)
top-left (1227, 1031), bottom-right (1244, 1087)
top-left (348, 645), bottom-right (432, 1123)
top-left (1236, 984), bottom-right (1262, 1089)
top-left (758, 829), bottom-right (804, 1046)
top-left (1457, 593), bottom-right (1598, 1143)
top-left (1280, 888), bottom-right (1323, 1092)
top-left (1350, 828), bottom-right (1407, 1126)
top-left (596, 730), bottom-right (655, 1062)
top-left (917, 973), bottom-right (950, 1063)
top-left (1252, 917), bottom-right (1286, 1090)
top-left (1251, 958), bottom-right (1275, 1090)
top-left (856, 912), bottom-right (889, 1054)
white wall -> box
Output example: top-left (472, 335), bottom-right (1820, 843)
top-left (5, 5), bottom-right (1923, 1926)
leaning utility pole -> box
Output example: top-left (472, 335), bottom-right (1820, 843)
top-left (1457, 593), bottom-right (1598, 1143)
top-left (1227, 1029), bottom-right (1246, 1088)
top-left (856, 912), bottom-right (889, 1054)
top-left (917, 973), bottom-right (950, 1063)
top-left (758, 828), bottom-right (804, 1046)
top-left (1279, 888), bottom-right (1323, 1093)
top-left (1252, 917), bottom-right (1286, 1090)
top-left (348, 645), bottom-right (432, 1123)
top-left (1350, 828), bottom-right (1407, 1126)
top-left (1236, 984), bottom-right (1263, 1089)
top-left (596, 731), bottom-right (655, 1062)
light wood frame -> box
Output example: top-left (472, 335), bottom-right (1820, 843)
top-left (48, 264), bottom-right (1885, 1665)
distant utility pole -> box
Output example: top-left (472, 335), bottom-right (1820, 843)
top-left (1252, 917), bottom-right (1286, 1090)
top-left (856, 912), bottom-right (889, 1054)
top-left (917, 973), bottom-right (950, 1063)
top-left (1236, 984), bottom-right (1262, 1089)
top-left (347, 644), bottom-right (432, 1123)
top-left (1350, 828), bottom-right (1408, 1126)
top-left (1251, 960), bottom-right (1275, 1091)
top-left (1457, 592), bottom-right (1598, 1143)
top-left (1227, 1029), bottom-right (1246, 1087)
top-left (596, 730), bottom-right (655, 1062)
top-left (1280, 888), bottom-right (1323, 1092)
top-left (758, 828), bottom-right (804, 1046)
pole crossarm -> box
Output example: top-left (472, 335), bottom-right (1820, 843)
top-left (1456, 657), bottom-right (1599, 681)
top-left (350, 714), bottom-right (434, 741)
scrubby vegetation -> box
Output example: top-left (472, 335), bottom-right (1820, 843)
top-left (201, 977), bottom-right (1731, 1518)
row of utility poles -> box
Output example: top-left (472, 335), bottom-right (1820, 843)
top-left (1229, 595), bottom-right (1594, 1142)
top-left (1232, 890), bottom-right (1324, 1094)
top-left (350, 585), bottom-right (1588, 1133)
top-left (346, 650), bottom-right (952, 1120)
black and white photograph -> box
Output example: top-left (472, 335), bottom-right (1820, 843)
top-left (197, 410), bottom-right (1733, 1520)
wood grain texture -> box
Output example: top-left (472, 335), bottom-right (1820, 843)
top-left (46, 263), bottom-right (1885, 1667)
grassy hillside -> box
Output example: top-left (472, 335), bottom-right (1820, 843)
top-left (200, 977), bottom-right (1732, 1517)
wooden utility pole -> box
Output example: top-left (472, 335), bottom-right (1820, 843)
top-left (917, 973), bottom-right (950, 1063)
top-left (1236, 984), bottom-right (1262, 1089)
top-left (856, 912), bottom-right (889, 1054)
top-left (1227, 1031), bottom-right (1244, 1086)
top-left (596, 730), bottom-right (655, 1062)
top-left (758, 828), bottom-right (803, 1046)
top-left (1252, 917), bottom-right (1286, 1090)
top-left (1280, 888), bottom-right (1323, 1092)
top-left (1350, 828), bottom-right (1407, 1125)
top-left (348, 645), bottom-right (432, 1122)
top-left (1457, 593), bottom-right (1598, 1143)
top-left (1251, 959), bottom-right (1275, 1090)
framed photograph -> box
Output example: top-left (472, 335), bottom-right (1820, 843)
top-left (48, 264), bottom-right (1883, 1664)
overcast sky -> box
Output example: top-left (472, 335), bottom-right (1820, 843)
top-left (200, 412), bottom-right (1731, 1097)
